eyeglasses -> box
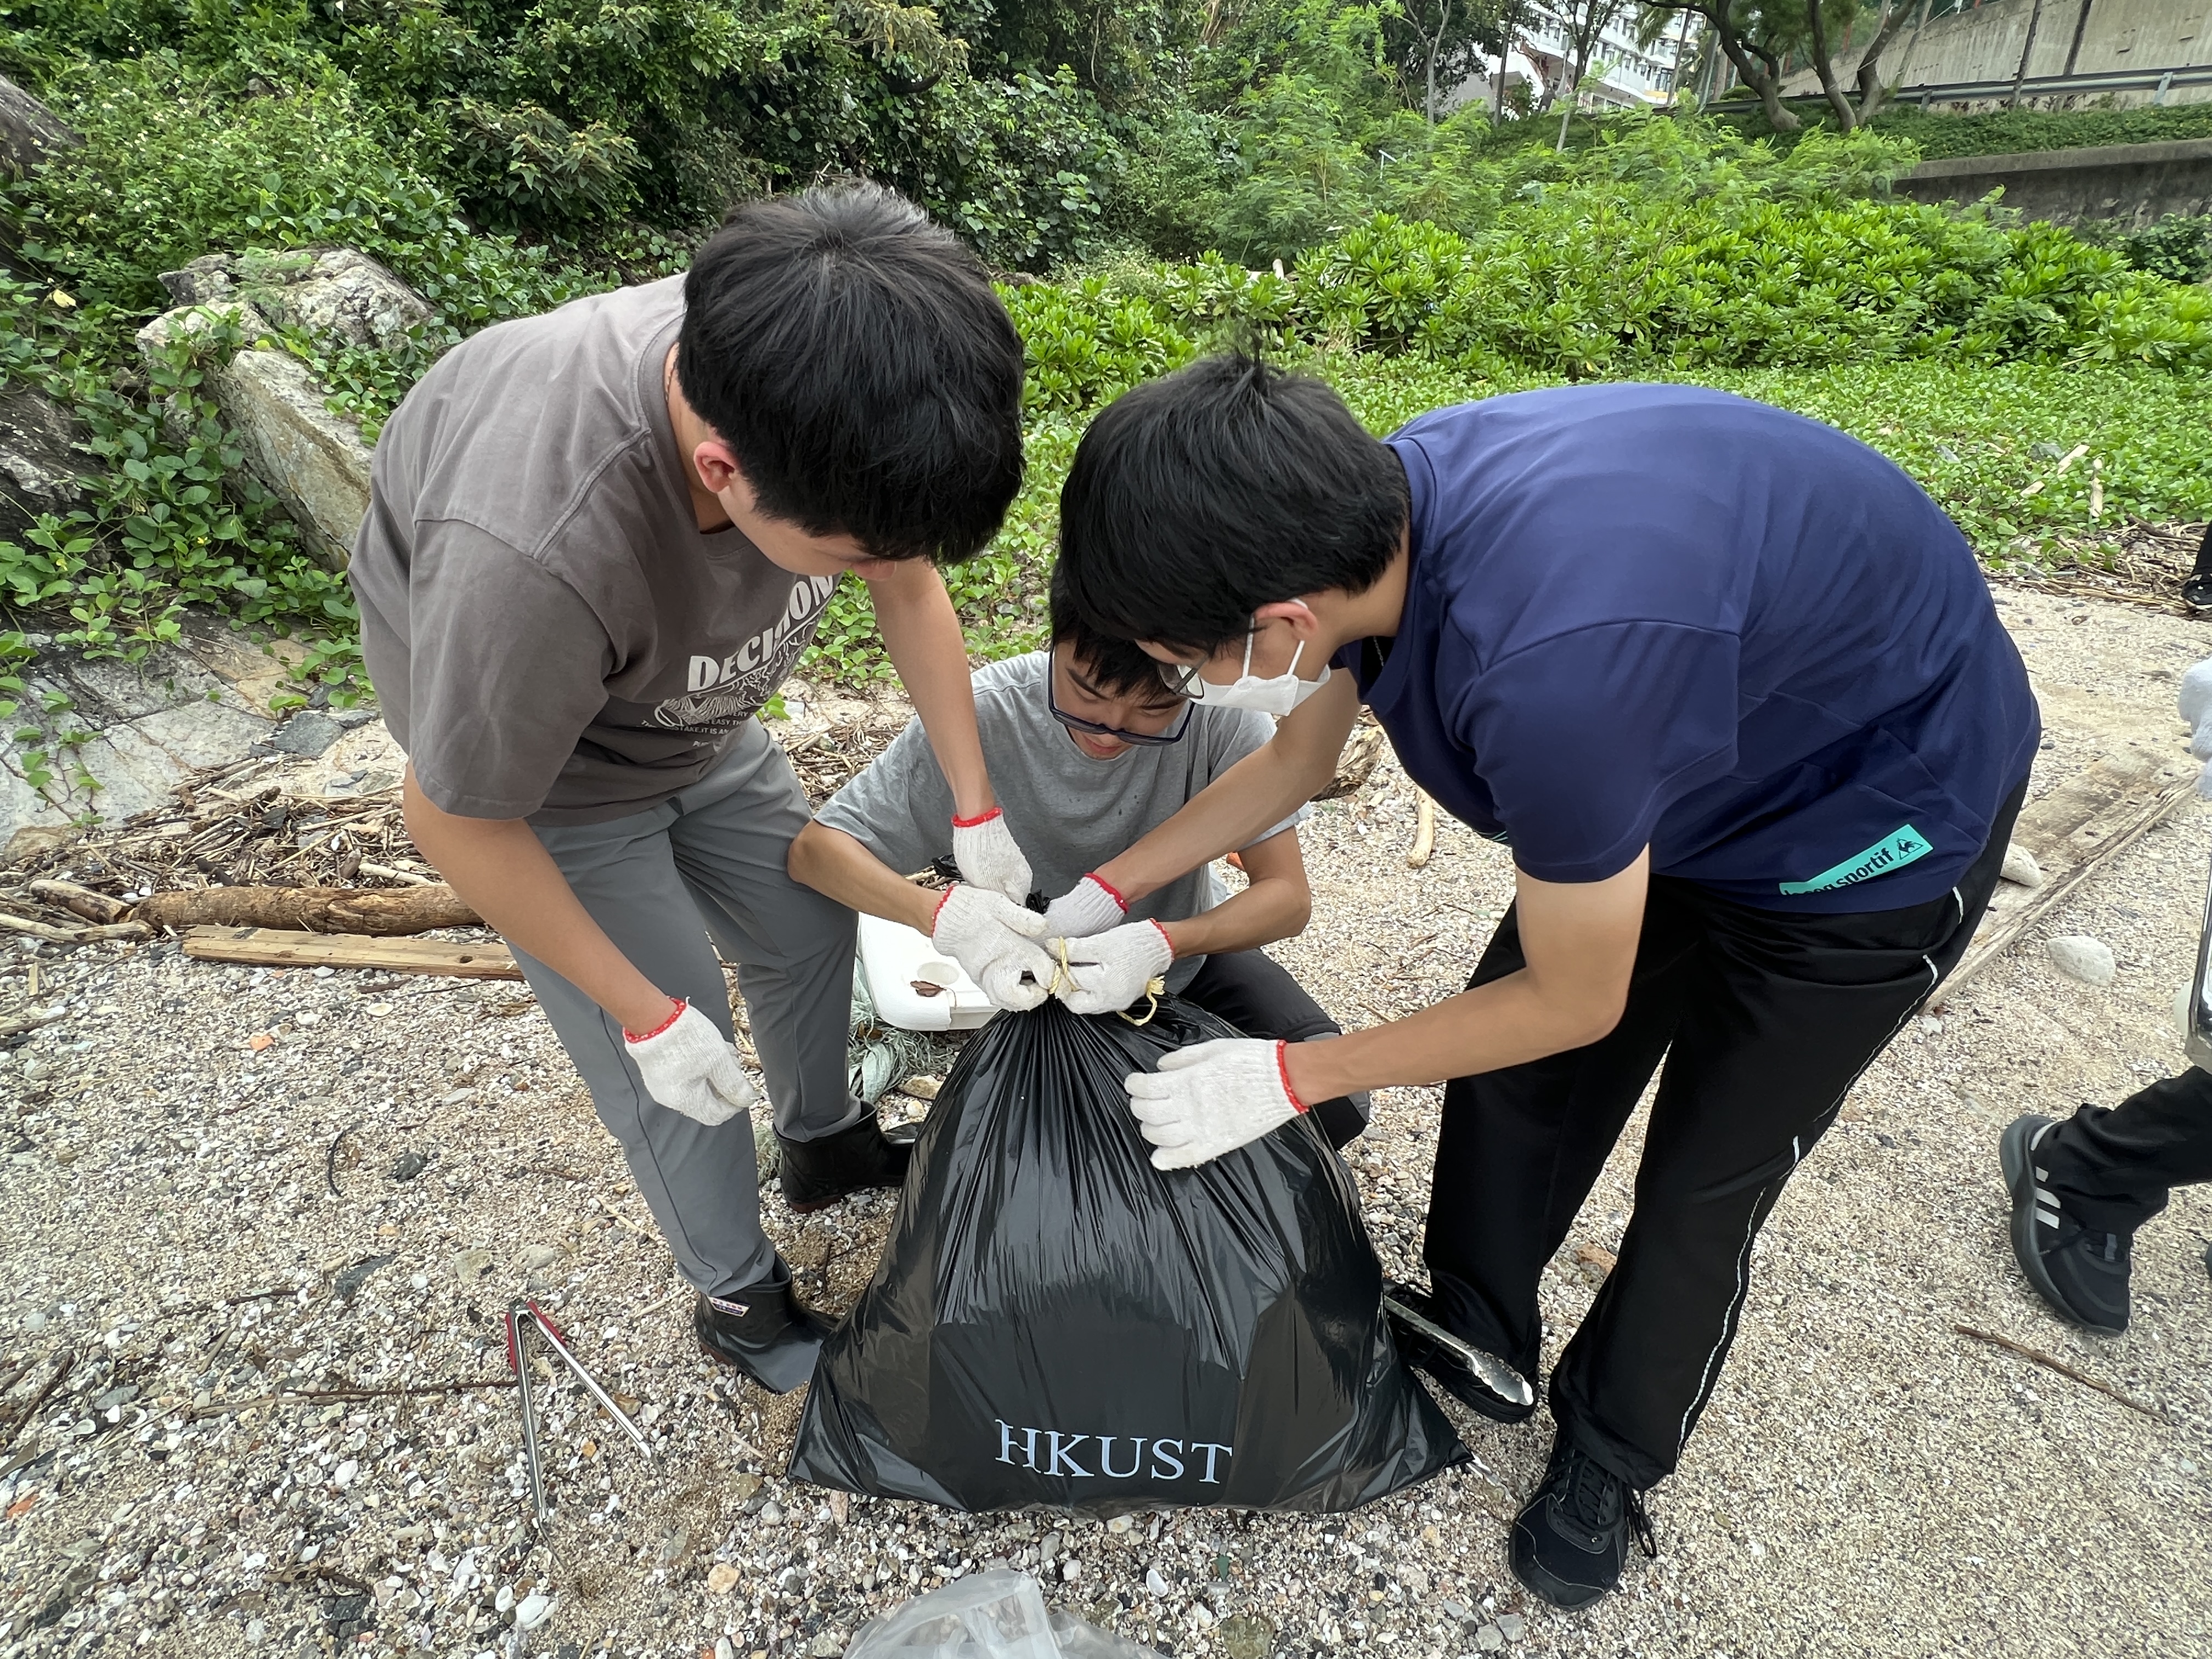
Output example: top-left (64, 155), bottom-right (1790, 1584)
top-left (1155, 658), bottom-right (1209, 698)
top-left (1046, 676), bottom-right (1192, 747)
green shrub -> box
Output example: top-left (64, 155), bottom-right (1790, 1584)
top-left (15, 50), bottom-right (599, 320)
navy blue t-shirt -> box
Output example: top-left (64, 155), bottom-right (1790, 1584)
top-left (1336, 385), bottom-right (2039, 913)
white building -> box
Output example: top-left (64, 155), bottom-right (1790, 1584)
top-left (1452, 4), bottom-right (1706, 116)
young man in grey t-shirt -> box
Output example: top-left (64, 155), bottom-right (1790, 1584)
top-left (351, 185), bottom-right (1056, 1392)
top-left (790, 578), bottom-right (1370, 1148)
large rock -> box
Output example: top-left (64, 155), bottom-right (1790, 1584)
top-left (0, 385), bottom-right (89, 546)
top-left (134, 247), bottom-right (431, 568)
top-left (0, 623), bottom-right (278, 855)
top-left (157, 248), bottom-right (432, 352)
top-left (1, 74), bottom-right (78, 278)
top-left (137, 301), bottom-right (376, 571)
top-left (0, 72), bottom-right (77, 180)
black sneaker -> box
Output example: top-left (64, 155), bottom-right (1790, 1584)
top-left (695, 1262), bottom-right (827, 1393)
top-left (2000, 1113), bottom-right (2131, 1335)
top-left (1383, 1280), bottom-right (1537, 1424)
top-left (778, 1114), bottom-right (918, 1214)
top-left (1509, 1436), bottom-right (1656, 1610)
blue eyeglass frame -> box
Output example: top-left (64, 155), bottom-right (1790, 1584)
top-left (1046, 674), bottom-right (1193, 747)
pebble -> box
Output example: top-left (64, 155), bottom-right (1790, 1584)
top-left (1496, 1612), bottom-right (1526, 1638)
top-left (759, 1501), bottom-right (785, 1525)
top-left (389, 1149), bottom-right (431, 1182)
top-left (21, 1310), bottom-right (46, 1333)
top-left (809, 1634), bottom-right (842, 1656)
top-left (714, 1640), bottom-right (737, 1659)
top-left (2001, 843), bottom-right (2046, 889)
top-left (658, 1525), bottom-right (692, 1566)
top-left (522, 1243), bottom-right (563, 1271)
top-left (1475, 1624), bottom-right (1505, 1652)
top-left (1145, 1567), bottom-right (1172, 1598)
top-left (452, 1247), bottom-right (494, 1282)
top-left (2047, 934), bottom-right (2117, 986)
top-left (514, 1592), bottom-right (554, 1630)
top-left (706, 1562), bottom-right (741, 1596)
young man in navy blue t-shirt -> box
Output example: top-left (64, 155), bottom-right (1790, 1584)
top-left (1040, 358), bottom-right (2039, 1607)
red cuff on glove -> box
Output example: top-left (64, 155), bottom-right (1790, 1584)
top-left (1273, 1040), bottom-right (1311, 1113)
top-left (624, 998), bottom-right (687, 1043)
top-left (951, 806), bottom-right (1004, 830)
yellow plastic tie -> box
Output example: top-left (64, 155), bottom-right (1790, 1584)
top-left (1046, 936), bottom-right (1164, 1026)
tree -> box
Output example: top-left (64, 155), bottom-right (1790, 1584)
top-left (1534, 0), bottom-right (1633, 146)
top-left (1388, 0), bottom-right (1499, 123)
top-left (1638, 0), bottom-right (1906, 132)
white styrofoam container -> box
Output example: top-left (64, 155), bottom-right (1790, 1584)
top-left (857, 910), bottom-right (998, 1032)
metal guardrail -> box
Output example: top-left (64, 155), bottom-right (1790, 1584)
top-left (1741, 63), bottom-right (2212, 110)
top-left (1902, 63), bottom-right (2212, 107)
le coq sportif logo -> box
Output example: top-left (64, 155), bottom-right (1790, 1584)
top-left (995, 1420), bottom-right (1233, 1483)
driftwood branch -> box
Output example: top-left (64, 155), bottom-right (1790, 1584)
top-left (138, 883), bottom-right (478, 935)
top-left (180, 927), bottom-right (522, 979)
top-left (1407, 791), bottom-right (1438, 868)
top-left (1953, 1323), bottom-right (2170, 1425)
top-left (27, 878), bottom-right (131, 923)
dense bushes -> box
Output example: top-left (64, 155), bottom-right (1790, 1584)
top-left (1009, 122), bottom-right (2212, 411)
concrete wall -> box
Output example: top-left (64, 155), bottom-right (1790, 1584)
top-left (1893, 136), bottom-right (2212, 224)
top-left (1777, 0), bottom-right (2212, 109)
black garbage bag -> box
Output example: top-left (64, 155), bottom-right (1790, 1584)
top-left (789, 995), bottom-right (1465, 1514)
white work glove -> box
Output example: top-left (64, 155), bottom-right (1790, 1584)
top-left (951, 808), bottom-right (1032, 905)
top-left (2180, 657), bottom-right (2212, 798)
top-left (1126, 1037), bottom-right (1307, 1171)
top-left (1040, 872), bottom-right (1127, 940)
top-left (1053, 919), bottom-right (1175, 1015)
top-left (931, 883), bottom-right (1054, 1011)
top-left (623, 1000), bottom-right (759, 1127)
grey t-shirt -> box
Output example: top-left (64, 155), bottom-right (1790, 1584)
top-left (350, 276), bottom-right (837, 823)
top-left (815, 652), bottom-right (1306, 990)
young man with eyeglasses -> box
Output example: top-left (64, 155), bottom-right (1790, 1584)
top-left (786, 571), bottom-right (1371, 1149)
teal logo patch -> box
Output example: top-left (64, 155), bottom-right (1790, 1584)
top-left (1779, 826), bottom-right (1933, 896)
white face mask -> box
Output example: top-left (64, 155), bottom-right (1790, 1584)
top-left (1186, 628), bottom-right (1333, 718)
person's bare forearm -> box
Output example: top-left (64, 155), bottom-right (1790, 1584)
top-left (868, 560), bottom-right (994, 819)
top-left (787, 823), bottom-right (939, 934)
top-left (1158, 874), bottom-right (1308, 960)
top-left (1095, 677), bottom-right (1360, 904)
top-left (402, 769), bottom-right (670, 1032)
top-left (1280, 854), bottom-right (1650, 1103)
top-left (1280, 973), bottom-right (1615, 1102)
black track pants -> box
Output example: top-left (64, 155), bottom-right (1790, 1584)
top-left (1424, 780), bottom-right (2024, 1490)
top-left (2040, 1067), bottom-right (2212, 1235)
top-left (1180, 948), bottom-right (1372, 1149)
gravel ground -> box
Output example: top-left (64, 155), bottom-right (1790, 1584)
top-left (3, 587), bottom-right (2211, 1659)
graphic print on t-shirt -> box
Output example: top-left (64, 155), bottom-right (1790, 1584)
top-left (652, 574), bottom-right (837, 732)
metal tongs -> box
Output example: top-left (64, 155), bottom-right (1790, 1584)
top-left (1383, 1291), bottom-right (1537, 1412)
top-left (504, 1296), bottom-right (656, 1525)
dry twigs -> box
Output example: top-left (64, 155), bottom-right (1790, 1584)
top-left (1953, 1323), bottom-right (2170, 1425)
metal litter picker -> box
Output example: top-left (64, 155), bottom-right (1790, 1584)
top-left (504, 1297), bottom-right (656, 1525)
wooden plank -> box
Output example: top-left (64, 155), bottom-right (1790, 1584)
top-left (179, 927), bottom-right (522, 980)
top-left (2008, 753), bottom-right (2162, 865)
top-left (1931, 776), bottom-right (2193, 1011)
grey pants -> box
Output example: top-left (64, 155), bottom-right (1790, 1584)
top-left (511, 721), bottom-right (862, 1297)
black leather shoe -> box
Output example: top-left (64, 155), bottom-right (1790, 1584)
top-left (695, 1263), bottom-right (827, 1393)
top-left (778, 1115), bottom-right (918, 1214)
top-left (1509, 1436), bottom-right (1656, 1609)
top-left (1383, 1280), bottom-right (1537, 1423)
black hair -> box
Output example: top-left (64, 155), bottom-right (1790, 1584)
top-left (1056, 354), bottom-right (1408, 652)
top-left (678, 181), bottom-right (1025, 563)
top-left (1047, 561), bottom-right (1184, 704)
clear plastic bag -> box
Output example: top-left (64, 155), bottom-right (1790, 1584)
top-left (843, 1570), bottom-right (1154, 1659)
